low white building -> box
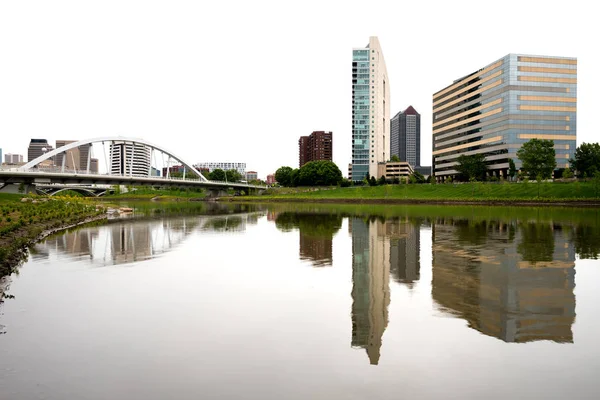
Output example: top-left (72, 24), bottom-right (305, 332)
top-left (194, 162), bottom-right (246, 176)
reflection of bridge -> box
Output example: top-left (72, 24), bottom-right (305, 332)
top-left (0, 137), bottom-right (266, 196)
top-left (32, 211), bottom-right (265, 266)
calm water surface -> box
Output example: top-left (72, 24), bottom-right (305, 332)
top-left (1, 203), bottom-right (600, 399)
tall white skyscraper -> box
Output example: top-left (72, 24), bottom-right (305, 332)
top-left (351, 36), bottom-right (390, 181)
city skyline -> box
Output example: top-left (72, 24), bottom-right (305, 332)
top-left (0, 1), bottom-right (597, 178)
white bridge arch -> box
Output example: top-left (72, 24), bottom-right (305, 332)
top-left (18, 136), bottom-right (209, 182)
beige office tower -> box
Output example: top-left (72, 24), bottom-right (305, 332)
top-left (352, 36), bottom-right (390, 181)
top-left (432, 54), bottom-right (576, 181)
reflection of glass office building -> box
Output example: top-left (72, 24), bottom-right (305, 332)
top-left (432, 54), bottom-right (577, 181)
top-left (386, 220), bottom-right (420, 286)
top-left (299, 233), bottom-right (332, 267)
top-left (431, 219), bottom-right (576, 343)
top-left (349, 218), bottom-right (390, 365)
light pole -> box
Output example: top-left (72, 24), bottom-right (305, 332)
top-left (41, 147), bottom-right (47, 170)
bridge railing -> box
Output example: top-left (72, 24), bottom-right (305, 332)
top-left (4, 168), bottom-right (266, 188)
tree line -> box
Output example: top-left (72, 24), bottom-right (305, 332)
top-left (455, 139), bottom-right (600, 182)
top-left (275, 161), bottom-right (343, 187)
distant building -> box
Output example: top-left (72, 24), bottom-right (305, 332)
top-left (162, 165), bottom-right (185, 177)
top-left (390, 106), bottom-right (420, 167)
top-left (55, 140), bottom-right (95, 172)
top-left (298, 131), bottom-right (333, 167)
top-left (266, 174), bottom-right (276, 185)
top-left (246, 171), bottom-right (258, 181)
top-left (347, 164), bottom-right (353, 181)
top-left (109, 142), bottom-right (151, 176)
top-left (0, 148), bottom-right (2, 165)
top-left (90, 158), bottom-right (99, 174)
top-left (28, 139), bottom-right (54, 163)
top-left (377, 161), bottom-right (414, 181)
top-left (414, 166), bottom-right (432, 179)
top-left (5, 153), bottom-right (24, 164)
top-left (194, 162), bottom-right (246, 176)
top-left (150, 167), bottom-right (161, 177)
top-left (299, 136), bottom-right (309, 167)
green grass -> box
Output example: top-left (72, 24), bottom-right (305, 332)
top-left (104, 187), bottom-right (206, 200)
top-left (240, 181), bottom-right (600, 203)
top-left (0, 193), bottom-right (23, 202)
top-left (1, 195), bottom-right (104, 279)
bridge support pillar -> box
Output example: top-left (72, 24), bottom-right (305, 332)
top-left (0, 183), bottom-right (36, 194)
top-left (207, 189), bottom-right (228, 198)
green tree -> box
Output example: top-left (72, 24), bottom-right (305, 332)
top-left (377, 175), bottom-right (386, 185)
top-left (411, 170), bottom-right (426, 184)
top-left (594, 171), bottom-right (600, 197)
top-left (209, 168), bottom-right (226, 181)
top-left (390, 155), bottom-right (400, 162)
top-left (455, 153), bottom-right (487, 181)
top-left (517, 139), bottom-right (556, 179)
top-left (368, 176), bottom-right (377, 186)
top-left (562, 167), bottom-right (574, 179)
top-left (225, 169), bottom-right (242, 182)
top-left (570, 142), bottom-right (600, 178)
top-left (508, 158), bottom-right (517, 181)
top-left (296, 161), bottom-right (342, 186)
top-left (275, 166), bottom-right (295, 187)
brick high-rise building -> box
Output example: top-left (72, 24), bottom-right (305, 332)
top-left (298, 131), bottom-right (333, 167)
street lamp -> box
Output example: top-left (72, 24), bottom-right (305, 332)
top-left (41, 147), bottom-right (47, 170)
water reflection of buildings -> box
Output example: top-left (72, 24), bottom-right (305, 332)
top-left (299, 233), bottom-right (332, 267)
top-left (432, 219), bottom-right (576, 343)
top-left (349, 218), bottom-right (389, 365)
top-left (387, 221), bottom-right (420, 286)
top-left (274, 213), bottom-right (342, 267)
top-left (349, 217), bottom-right (421, 365)
top-left (35, 213), bottom-right (262, 267)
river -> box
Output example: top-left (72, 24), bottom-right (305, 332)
top-left (1, 202), bottom-right (599, 399)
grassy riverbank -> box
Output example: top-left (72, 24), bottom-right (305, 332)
top-left (104, 187), bottom-right (207, 201)
top-left (0, 194), bottom-right (106, 291)
top-left (230, 181), bottom-right (600, 204)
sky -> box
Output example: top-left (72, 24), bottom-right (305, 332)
top-left (0, 0), bottom-right (597, 179)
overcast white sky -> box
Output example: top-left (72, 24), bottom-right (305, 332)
top-left (0, 0), bottom-right (597, 178)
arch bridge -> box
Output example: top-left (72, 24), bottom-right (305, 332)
top-left (0, 137), bottom-right (266, 196)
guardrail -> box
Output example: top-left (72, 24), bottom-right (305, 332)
top-left (0, 169), bottom-right (267, 189)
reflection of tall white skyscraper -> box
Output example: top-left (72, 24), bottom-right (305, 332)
top-left (350, 218), bottom-right (390, 365)
top-left (109, 142), bottom-right (151, 176)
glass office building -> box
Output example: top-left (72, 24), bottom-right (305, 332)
top-left (391, 105), bottom-right (421, 167)
top-left (352, 37), bottom-right (390, 181)
top-left (432, 54), bottom-right (577, 181)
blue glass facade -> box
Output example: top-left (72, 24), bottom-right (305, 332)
top-left (352, 49), bottom-right (370, 180)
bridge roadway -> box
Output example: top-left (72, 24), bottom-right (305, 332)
top-left (0, 170), bottom-right (266, 195)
